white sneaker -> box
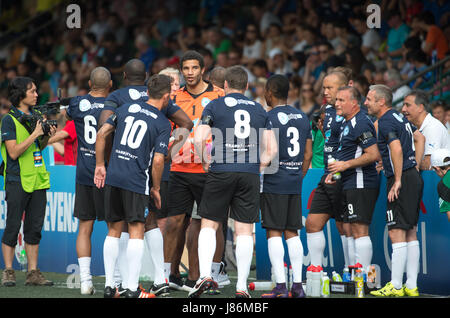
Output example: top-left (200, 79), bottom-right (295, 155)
top-left (217, 262), bottom-right (231, 287)
top-left (81, 281), bottom-right (95, 295)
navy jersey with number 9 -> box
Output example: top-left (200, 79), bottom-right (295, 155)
top-left (105, 102), bottom-right (171, 195)
top-left (262, 105), bottom-right (312, 194)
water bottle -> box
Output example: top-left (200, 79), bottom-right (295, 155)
top-left (332, 271), bottom-right (343, 282)
top-left (342, 268), bottom-right (351, 282)
top-left (306, 265), bottom-right (314, 296)
top-left (311, 266), bottom-right (322, 297)
top-left (321, 273), bottom-right (330, 297)
top-left (248, 281), bottom-right (276, 291)
top-left (327, 155), bottom-right (341, 180)
top-left (354, 269), bottom-right (365, 298)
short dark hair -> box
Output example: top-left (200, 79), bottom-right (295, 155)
top-left (406, 89), bottom-right (430, 111)
top-left (225, 66), bottom-right (248, 90)
top-left (338, 86), bottom-right (361, 104)
top-left (8, 76), bottom-right (35, 106)
top-left (147, 74), bottom-right (172, 99)
top-left (180, 50), bottom-right (205, 70)
top-left (266, 74), bottom-right (289, 100)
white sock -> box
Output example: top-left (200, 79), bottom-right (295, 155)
top-left (78, 257), bottom-right (92, 283)
top-left (144, 228), bottom-right (166, 285)
top-left (235, 235), bottom-right (253, 292)
top-left (198, 227), bottom-right (216, 279)
top-left (126, 239), bottom-right (144, 292)
top-left (391, 242), bottom-right (407, 289)
top-left (286, 236), bottom-right (303, 283)
top-left (341, 235), bottom-right (349, 267)
top-left (103, 236), bottom-right (120, 288)
top-left (267, 237), bottom-right (286, 283)
top-left (355, 236), bottom-right (373, 270)
top-left (306, 231), bottom-right (325, 267)
top-left (164, 262), bottom-right (171, 280)
top-left (405, 240), bottom-right (420, 290)
top-left (115, 232), bottom-right (129, 289)
top-left (347, 236), bottom-right (356, 266)
top-left (211, 262), bottom-right (221, 281)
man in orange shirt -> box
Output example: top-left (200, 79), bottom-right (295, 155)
top-left (411, 11), bottom-right (449, 60)
top-left (164, 50), bottom-right (225, 293)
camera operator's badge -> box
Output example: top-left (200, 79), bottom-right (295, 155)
top-left (33, 151), bottom-right (43, 167)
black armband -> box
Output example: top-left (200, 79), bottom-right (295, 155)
top-left (108, 114), bottom-right (118, 126)
top-left (104, 100), bottom-right (119, 109)
top-left (357, 131), bottom-right (374, 145)
top-left (201, 114), bottom-right (214, 126)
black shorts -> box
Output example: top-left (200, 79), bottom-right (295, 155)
top-left (260, 193), bottom-right (303, 230)
top-left (74, 183), bottom-right (105, 221)
top-left (342, 187), bottom-right (379, 224)
top-left (148, 181), bottom-right (169, 219)
top-left (104, 185), bottom-right (149, 223)
top-left (308, 174), bottom-right (345, 222)
top-left (199, 172), bottom-right (260, 224)
top-left (167, 172), bottom-right (207, 217)
top-left (386, 168), bottom-right (424, 230)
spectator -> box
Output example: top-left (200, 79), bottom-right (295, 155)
top-left (262, 23), bottom-right (285, 59)
top-left (252, 77), bottom-right (268, 110)
top-left (302, 45), bottom-right (324, 85)
top-left (106, 13), bottom-right (127, 46)
top-left (102, 32), bottom-right (128, 81)
top-left (408, 50), bottom-right (433, 89)
top-left (155, 7), bottom-right (182, 42)
top-left (241, 23), bottom-right (263, 66)
top-left (350, 14), bottom-right (382, 63)
top-left (384, 69), bottom-right (411, 108)
top-left (292, 25), bottom-right (317, 54)
top-left (411, 11), bottom-right (449, 60)
top-left (402, 90), bottom-right (450, 170)
top-left (88, 6), bottom-right (111, 43)
top-left (47, 119), bottom-right (78, 166)
top-left (134, 33), bottom-right (158, 73)
top-left (353, 74), bottom-right (370, 104)
top-left (382, 10), bottom-right (411, 61)
top-left (430, 100), bottom-right (448, 126)
top-left (251, 59), bottom-right (271, 79)
top-left (430, 148), bottom-right (450, 221)
top-left (297, 82), bottom-right (320, 119)
top-left (288, 76), bottom-right (301, 107)
top-left (268, 47), bottom-right (293, 76)
top-left (205, 26), bottom-right (232, 60)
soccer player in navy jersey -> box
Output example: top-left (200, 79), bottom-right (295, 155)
top-left (94, 74), bottom-right (172, 298)
top-left (98, 59), bottom-right (192, 296)
top-left (190, 66), bottom-right (277, 298)
top-left (326, 86), bottom-right (381, 272)
top-left (65, 67), bottom-right (111, 295)
top-left (305, 71), bottom-right (354, 270)
top-left (365, 84), bottom-right (425, 297)
top-left (260, 75), bottom-right (312, 298)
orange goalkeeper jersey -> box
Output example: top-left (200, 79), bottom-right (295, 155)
top-left (171, 82), bottom-right (224, 173)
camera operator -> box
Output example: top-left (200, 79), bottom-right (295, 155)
top-left (1, 77), bottom-right (56, 287)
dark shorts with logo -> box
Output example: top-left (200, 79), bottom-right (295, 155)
top-left (308, 174), bottom-right (345, 222)
top-left (74, 183), bottom-right (105, 221)
top-left (342, 187), bottom-right (379, 224)
top-left (104, 185), bottom-right (148, 223)
top-left (148, 181), bottom-right (169, 219)
top-left (386, 168), bottom-right (423, 230)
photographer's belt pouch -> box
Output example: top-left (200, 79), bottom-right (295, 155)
top-left (33, 151), bottom-right (43, 167)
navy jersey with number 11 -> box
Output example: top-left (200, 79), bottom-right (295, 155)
top-left (263, 105), bottom-right (312, 194)
top-left (105, 102), bottom-right (171, 195)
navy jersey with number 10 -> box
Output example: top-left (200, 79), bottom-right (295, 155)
top-left (105, 102), bottom-right (171, 195)
top-left (66, 94), bottom-right (106, 186)
top-left (200, 92), bottom-right (272, 174)
top-left (262, 105), bottom-right (312, 194)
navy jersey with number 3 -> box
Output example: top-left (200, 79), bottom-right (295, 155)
top-left (105, 102), bottom-right (171, 195)
top-left (262, 106), bottom-right (312, 194)
top-left (66, 94), bottom-right (106, 186)
top-left (200, 93), bottom-right (272, 174)
top-left (377, 109), bottom-right (417, 178)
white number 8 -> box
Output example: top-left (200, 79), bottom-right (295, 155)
top-left (234, 109), bottom-right (251, 139)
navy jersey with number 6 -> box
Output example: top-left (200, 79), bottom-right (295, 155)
top-left (105, 102), bottom-right (171, 195)
top-left (200, 92), bottom-right (272, 174)
top-left (262, 105), bottom-right (312, 194)
top-left (323, 104), bottom-right (345, 173)
top-left (377, 109), bottom-right (417, 178)
top-left (66, 94), bottom-right (106, 186)
top-left (336, 111), bottom-right (379, 190)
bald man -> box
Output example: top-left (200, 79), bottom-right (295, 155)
top-left (63, 67), bottom-right (112, 295)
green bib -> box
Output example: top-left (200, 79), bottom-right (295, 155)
top-left (1, 114), bottom-right (50, 192)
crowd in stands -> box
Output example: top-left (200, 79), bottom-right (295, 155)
top-left (1, 0), bottom-right (450, 164)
